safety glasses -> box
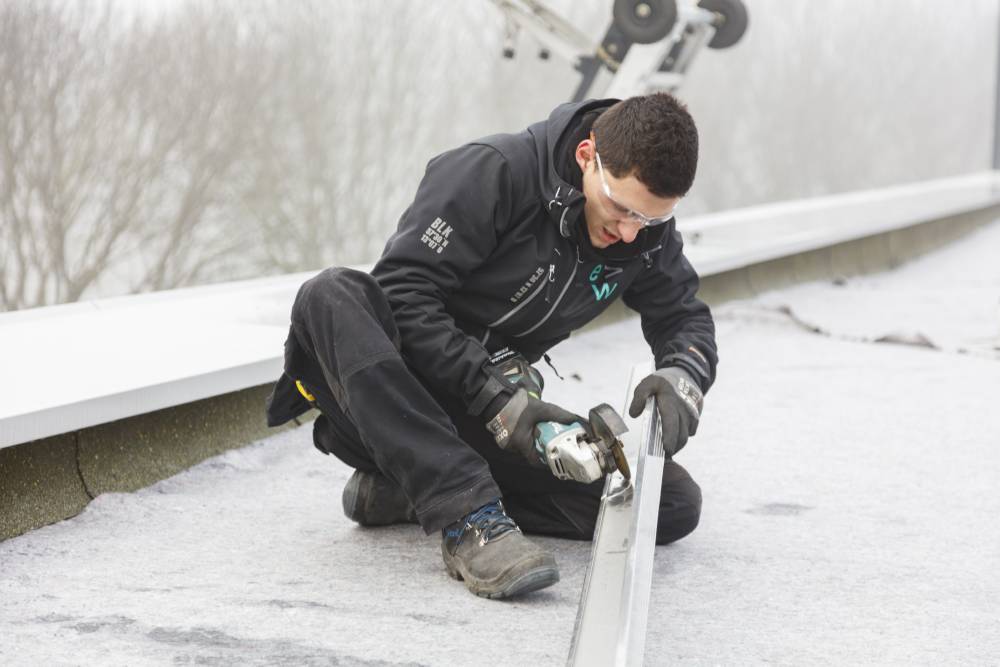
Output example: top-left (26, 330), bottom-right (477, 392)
top-left (594, 150), bottom-right (676, 227)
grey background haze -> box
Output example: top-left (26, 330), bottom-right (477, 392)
top-left (1, 0), bottom-right (997, 310)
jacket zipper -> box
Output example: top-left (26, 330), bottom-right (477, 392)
top-left (515, 247), bottom-right (580, 337)
top-left (641, 244), bottom-right (662, 268)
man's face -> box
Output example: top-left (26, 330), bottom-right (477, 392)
top-left (575, 138), bottom-right (680, 249)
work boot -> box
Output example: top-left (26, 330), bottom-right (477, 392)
top-left (441, 499), bottom-right (559, 599)
top-left (342, 469), bottom-right (418, 526)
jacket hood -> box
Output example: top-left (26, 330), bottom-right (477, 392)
top-left (528, 98), bottom-right (667, 264)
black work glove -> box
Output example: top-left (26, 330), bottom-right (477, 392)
top-left (628, 367), bottom-right (704, 457)
top-left (485, 388), bottom-right (582, 465)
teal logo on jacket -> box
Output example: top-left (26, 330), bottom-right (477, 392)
top-left (589, 264), bottom-right (619, 302)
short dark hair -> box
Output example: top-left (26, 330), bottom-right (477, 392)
top-left (591, 92), bottom-right (699, 198)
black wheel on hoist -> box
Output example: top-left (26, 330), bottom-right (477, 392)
top-left (698, 0), bottom-right (749, 49)
top-left (612, 0), bottom-right (678, 45)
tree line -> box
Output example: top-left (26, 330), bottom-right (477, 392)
top-left (0, 0), bottom-right (548, 310)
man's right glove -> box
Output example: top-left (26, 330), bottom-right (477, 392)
top-left (628, 367), bottom-right (704, 457)
top-left (485, 388), bottom-right (582, 466)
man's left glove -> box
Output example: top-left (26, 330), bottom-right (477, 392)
top-left (628, 367), bottom-right (704, 457)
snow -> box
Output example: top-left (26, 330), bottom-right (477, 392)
top-left (2, 221), bottom-right (1000, 665)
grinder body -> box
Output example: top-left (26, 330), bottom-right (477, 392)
top-left (533, 404), bottom-right (631, 484)
top-left (535, 421), bottom-right (607, 483)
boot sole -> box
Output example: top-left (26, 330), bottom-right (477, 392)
top-left (444, 552), bottom-right (560, 599)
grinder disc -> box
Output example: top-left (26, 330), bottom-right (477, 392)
top-left (610, 441), bottom-right (631, 480)
top-left (588, 404), bottom-right (631, 479)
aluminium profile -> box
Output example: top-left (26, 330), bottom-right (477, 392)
top-left (568, 363), bottom-right (665, 667)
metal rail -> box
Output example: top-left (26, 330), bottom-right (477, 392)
top-left (568, 363), bottom-right (665, 667)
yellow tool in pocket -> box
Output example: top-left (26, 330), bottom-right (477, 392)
top-left (295, 380), bottom-right (316, 403)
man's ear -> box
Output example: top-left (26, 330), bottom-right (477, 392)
top-left (575, 138), bottom-right (595, 172)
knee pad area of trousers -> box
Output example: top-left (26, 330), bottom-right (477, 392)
top-left (655, 469), bottom-right (702, 545)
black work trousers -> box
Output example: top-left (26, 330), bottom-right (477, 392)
top-left (288, 267), bottom-right (702, 544)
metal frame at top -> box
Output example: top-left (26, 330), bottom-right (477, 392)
top-left (486, 0), bottom-right (723, 102)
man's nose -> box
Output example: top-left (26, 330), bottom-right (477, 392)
top-left (616, 218), bottom-right (642, 243)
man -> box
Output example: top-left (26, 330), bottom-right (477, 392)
top-left (265, 93), bottom-right (717, 599)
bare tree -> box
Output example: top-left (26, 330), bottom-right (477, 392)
top-left (0, 0), bottom-right (559, 310)
top-left (0, 2), bottom-right (126, 308)
top-left (239, 1), bottom-right (459, 273)
top-left (0, 1), bottom-right (273, 309)
top-left (124, 2), bottom-right (277, 292)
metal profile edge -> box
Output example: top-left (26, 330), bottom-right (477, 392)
top-left (568, 363), bottom-right (664, 666)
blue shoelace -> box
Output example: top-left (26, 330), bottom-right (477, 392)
top-left (447, 500), bottom-right (519, 547)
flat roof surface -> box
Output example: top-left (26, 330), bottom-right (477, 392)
top-left (2, 220), bottom-right (999, 665)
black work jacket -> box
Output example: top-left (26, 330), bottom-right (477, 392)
top-left (267, 99), bottom-right (717, 425)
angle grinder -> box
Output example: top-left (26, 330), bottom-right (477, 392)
top-left (533, 404), bottom-right (631, 484)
